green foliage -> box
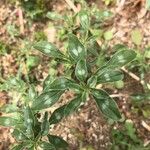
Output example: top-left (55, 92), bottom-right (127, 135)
top-left (33, 18), bottom-right (136, 122)
top-left (131, 29), bottom-right (143, 46)
top-left (146, 0), bottom-right (150, 9)
top-left (0, 97), bottom-right (68, 150)
top-left (0, 1), bottom-right (142, 149)
top-left (110, 120), bottom-right (149, 150)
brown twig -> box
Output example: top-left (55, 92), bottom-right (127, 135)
top-left (64, 0), bottom-right (78, 13)
top-left (121, 67), bottom-right (145, 85)
top-left (18, 8), bottom-right (24, 35)
top-left (141, 121), bottom-right (150, 132)
top-left (110, 93), bottom-right (128, 98)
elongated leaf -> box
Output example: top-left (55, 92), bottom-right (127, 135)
top-left (75, 59), bottom-right (88, 81)
top-left (24, 106), bottom-right (35, 137)
top-left (39, 141), bottom-right (56, 150)
top-left (68, 34), bottom-right (86, 62)
top-left (49, 95), bottom-right (82, 124)
top-left (0, 117), bottom-right (18, 127)
top-left (32, 90), bottom-right (64, 110)
top-left (87, 76), bottom-right (97, 88)
top-left (41, 112), bottom-right (49, 136)
top-left (97, 70), bottom-right (124, 84)
top-left (78, 10), bottom-right (90, 30)
top-left (48, 134), bottom-right (68, 149)
top-left (106, 50), bottom-right (136, 68)
top-left (28, 85), bottom-right (37, 100)
top-left (92, 89), bottom-right (121, 120)
top-left (33, 41), bottom-right (65, 59)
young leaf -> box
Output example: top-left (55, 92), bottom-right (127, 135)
top-left (41, 112), bottom-right (49, 136)
top-left (48, 134), bottom-right (68, 149)
top-left (33, 41), bottom-right (65, 59)
top-left (68, 34), bottom-right (86, 62)
top-left (75, 59), bottom-right (88, 81)
top-left (0, 117), bottom-right (18, 127)
top-left (131, 29), bottom-right (142, 46)
top-left (87, 76), bottom-right (97, 88)
top-left (39, 141), bottom-right (56, 150)
top-left (32, 90), bottom-right (64, 110)
top-left (105, 50), bottom-right (136, 69)
top-left (104, 30), bottom-right (113, 41)
top-left (28, 85), bottom-right (37, 100)
top-left (97, 70), bottom-right (124, 84)
top-left (78, 10), bottom-right (90, 30)
top-left (91, 89), bottom-right (121, 120)
top-left (49, 95), bottom-right (82, 124)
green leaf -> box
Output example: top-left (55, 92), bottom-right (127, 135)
top-left (49, 95), bottom-right (82, 124)
top-left (44, 77), bottom-right (69, 91)
top-left (32, 90), bottom-right (64, 110)
top-left (11, 144), bottom-right (25, 150)
top-left (114, 80), bottom-right (124, 89)
top-left (91, 89), bottom-right (121, 120)
top-left (26, 55), bottom-right (40, 69)
top-left (78, 10), bottom-right (90, 30)
top-left (87, 76), bottom-right (97, 88)
top-left (33, 41), bottom-right (65, 59)
top-left (44, 77), bottom-right (82, 93)
top-left (49, 105), bottom-right (66, 125)
top-left (41, 112), bottom-right (49, 136)
top-left (23, 106), bottom-right (35, 137)
top-left (104, 50), bottom-right (136, 69)
top-left (46, 12), bottom-right (63, 20)
top-left (75, 59), bottom-right (88, 81)
top-left (146, 0), bottom-right (150, 9)
top-left (28, 85), bottom-right (37, 100)
top-left (97, 70), bottom-right (124, 84)
top-left (43, 75), bottom-right (54, 90)
top-left (64, 95), bottom-right (82, 116)
top-left (104, 30), bottom-right (113, 40)
top-left (1, 104), bottom-right (18, 113)
top-left (68, 34), bottom-right (86, 62)
top-left (131, 29), bottom-right (143, 46)
top-left (12, 129), bottom-right (29, 141)
top-left (0, 117), bottom-right (18, 127)
top-left (48, 134), bottom-right (68, 149)
top-left (39, 141), bottom-right (56, 150)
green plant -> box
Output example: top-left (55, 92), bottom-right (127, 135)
top-left (0, 4), bottom-right (137, 150)
top-left (110, 120), bottom-right (149, 150)
top-left (0, 86), bottom-right (68, 150)
top-left (33, 14), bottom-right (136, 122)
